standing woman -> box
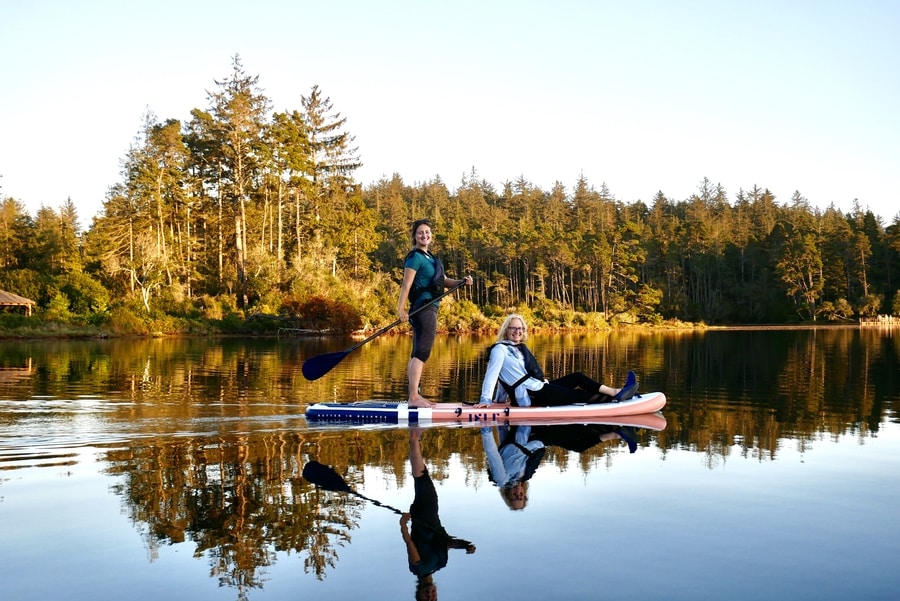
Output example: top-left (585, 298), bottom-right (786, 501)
top-left (397, 219), bottom-right (472, 408)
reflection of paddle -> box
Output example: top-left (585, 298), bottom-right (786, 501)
top-left (304, 460), bottom-right (475, 551)
top-left (302, 460), bottom-right (404, 515)
top-left (301, 282), bottom-right (466, 381)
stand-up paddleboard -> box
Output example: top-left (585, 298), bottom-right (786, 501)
top-left (304, 391), bottom-right (666, 425)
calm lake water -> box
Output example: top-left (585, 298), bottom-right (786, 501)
top-left (1, 328), bottom-right (898, 601)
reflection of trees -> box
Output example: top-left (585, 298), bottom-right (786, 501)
top-left (652, 328), bottom-right (890, 462)
top-left (107, 432), bottom-right (332, 590)
top-left (101, 428), bottom-right (488, 596)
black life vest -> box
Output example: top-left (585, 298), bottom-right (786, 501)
top-left (498, 426), bottom-right (546, 483)
top-left (405, 248), bottom-right (444, 305)
top-left (488, 341), bottom-right (545, 405)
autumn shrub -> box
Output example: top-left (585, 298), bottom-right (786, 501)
top-left (107, 305), bottom-right (150, 335)
top-left (254, 287), bottom-right (286, 316)
top-left (511, 304), bottom-right (539, 329)
top-left (219, 313), bottom-right (244, 332)
top-left (280, 296), bottom-right (304, 318)
top-left (641, 312), bottom-right (663, 326)
top-left (157, 296), bottom-right (201, 319)
top-left (196, 295), bottom-right (223, 320)
top-left (540, 308), bottom-right (578, 329)
top-left (217, 294), bottom-right (240, 317)
top-left (58, 272), bottom-right (110, 315)
top-left (283, 296), bottom-right (362, 332)
top-left (479, 303), bottom-right (506, 319)
top-left (153, 284), bottom-right (201, 319)
top-left (160, 313), bottom-right (214, 335)
top-left (609, 311), bottom-right (637, 326)
top-left (241, 313), bottom-right (287, 334)
top-left (439, 298), bottom-right (491, 332)
top-left (82, 311), bottom-right (109, 327)
top-left (42, 292), bottom-right (74, 321)
top-left (0, 313), bottom-right (31, 331)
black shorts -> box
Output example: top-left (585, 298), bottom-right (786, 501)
top-left (410, 468), bottom-right (439, 523)
top-left (409, 303), bottom-right (438, 362)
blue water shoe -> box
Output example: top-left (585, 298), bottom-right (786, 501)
top-left (613, 371), bottom-right (638, 402)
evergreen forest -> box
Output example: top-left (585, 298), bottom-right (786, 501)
top-left (2, 56), bottom-right (899, 336)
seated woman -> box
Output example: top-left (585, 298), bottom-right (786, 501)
top-left (477, 313), bottom-right (638, 407)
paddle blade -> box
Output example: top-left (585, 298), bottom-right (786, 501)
top-left (302, 350), bottom-right (349, 380)
top-left (302, 461), bottom-right (353, 492)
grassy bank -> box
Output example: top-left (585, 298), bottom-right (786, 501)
top-left (0, 298), bottom-right (705, 339)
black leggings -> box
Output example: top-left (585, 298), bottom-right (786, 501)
top-left (527, 372), bottom-right (613, 406)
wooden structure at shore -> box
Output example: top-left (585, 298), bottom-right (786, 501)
top-left (0, 290), bottom-right (35, 316)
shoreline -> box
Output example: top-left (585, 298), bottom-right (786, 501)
top-left (2, 320), bottom-right (893, 341)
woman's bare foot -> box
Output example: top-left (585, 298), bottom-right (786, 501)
top-left (408, 397), bottom-right (435, 408)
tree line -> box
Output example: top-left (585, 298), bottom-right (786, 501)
top-left (2, 55), bottom-right (899, 331)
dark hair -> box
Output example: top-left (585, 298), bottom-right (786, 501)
top-left (415, 575), bottom-right (436, 600)
top-left (410, 219), bottom-right (433, 246)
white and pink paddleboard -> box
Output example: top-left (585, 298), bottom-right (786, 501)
top-left (304, 391), bottom-right (666, 426)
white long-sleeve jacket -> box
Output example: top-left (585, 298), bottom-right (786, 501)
top-left (479, 341), bottom-right (546, 406)
top-left (480, 425), bottom-right (544, 487)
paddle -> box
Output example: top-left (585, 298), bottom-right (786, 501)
top-left (303, 460), bottom-right (475, 549)
top-left (301, 281), bottom-right (466, 380)
top-left (302, 460), bottom-right (405, 515)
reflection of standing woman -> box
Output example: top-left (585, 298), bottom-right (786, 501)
top-left (397, 219), bottom-right (472, 408)
top-left (401, 427), bottom-right (475, 599)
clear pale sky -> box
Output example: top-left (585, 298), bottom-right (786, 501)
top-left (2, 0), bottom-right (898, 228)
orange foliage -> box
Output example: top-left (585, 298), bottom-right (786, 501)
top-left (282, 296), bottom-right (362, 332)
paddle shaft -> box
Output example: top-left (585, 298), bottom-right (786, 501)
top-left (348, 280), bottom-right (465, 353)
top-left (302, 461), bottom-right (453, 536)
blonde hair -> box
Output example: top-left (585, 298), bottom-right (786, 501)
top-left (498, 314), bottom-right (528, 342)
